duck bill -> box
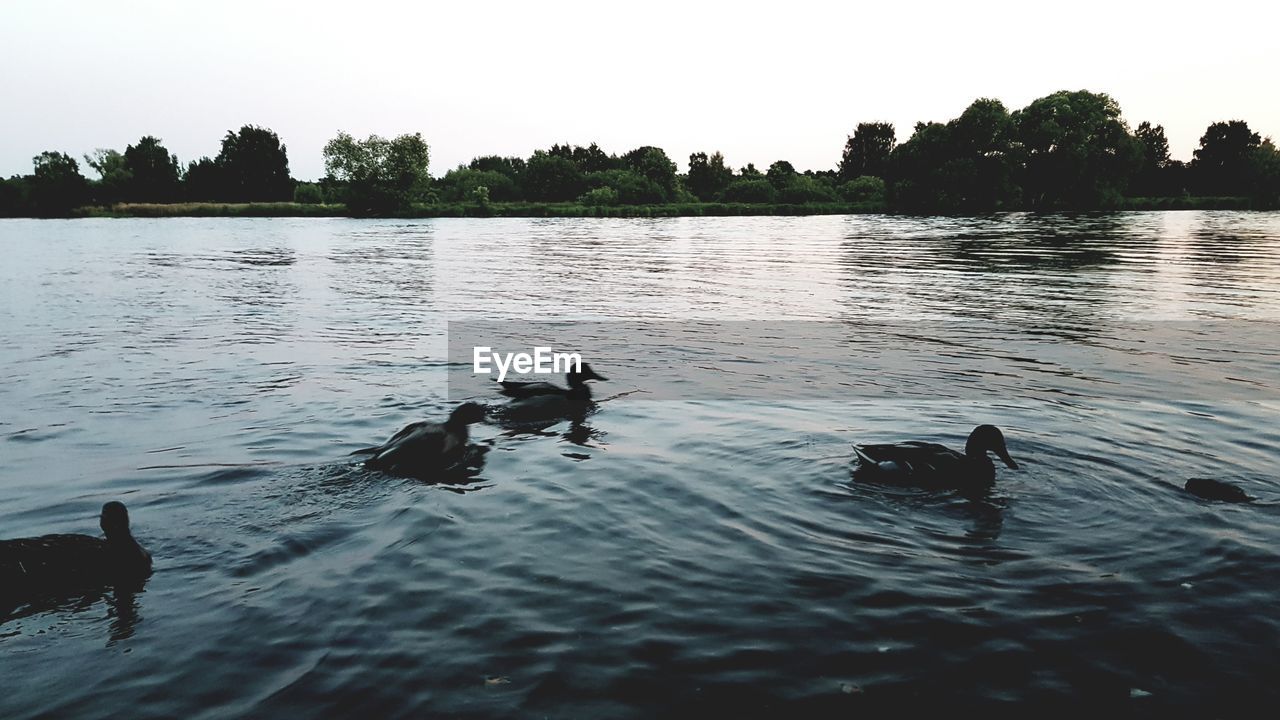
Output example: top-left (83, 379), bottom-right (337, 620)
top-left (997, 449), bottom-right (1019, 470)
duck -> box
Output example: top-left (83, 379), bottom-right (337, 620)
top-left (1184, 478), bottom-right (1253, 503)
top-left (498, 363), bottom-right (608, 401)
top-left (1, 501), bottom-right (152, 600)
top-left (354, 402), bottom-right (487, 478)
top-left (852, 424), bottom-right (1019, 488)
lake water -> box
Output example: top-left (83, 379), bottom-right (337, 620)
top-left (2, 213), bottom-right (1279, 716)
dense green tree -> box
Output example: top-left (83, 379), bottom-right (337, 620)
top-left (1192, 120), bottom-right (1262, 196)
top-left (293, 182), bottom-right (325, 204)
top-left (123, 136), bottom-right (181, 202)
top-left (766, 160), bottom-right (797, 188)
top-left (621, 146), bottom-right (678, 201)
top-left (838, 176), bottom-right (886, 203)
top-left (439, 167), bottom-right (520, 202)
top-left (1133, 122), bottom-right (1179, 196)
top-left (523, 151), bottom-right (585, 201)
top-left (469, 155), bottom-right (526, 183)
top-left (887, 99), bottom-right (1020, 211)
top-left (839, 122), bottom-right (896, 181)
top-left (216, 125), bottom-right (293, 201)
top-left (322, 131), bottom-right (431, 214)
top-left (739, 163), bottom-right (763, 179)
top-left (0, 175), bottom-right (26, 216)
top-left (686, 151), bottom-right (733, 201)
top-left (1014, 90), bottom-right (1142, 207)
top-left (28, 151), bottom-right (89, 215)
top-left (722, 178), bottom-right (777, 203)
top-left (583, 169), bottom-right (665, 204)
top-left (83, 148), bottom-right (132, 205)
top-left (184, 157), bottom-right (224, 201)
top-left (776, 174), bottom-right (837, 203)
top-left (1246, 139), bottom-right (1280, 204)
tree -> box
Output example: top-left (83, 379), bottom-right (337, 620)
top-left (469, 155), bottom-right (526, 183)
top-left (621, 146), bottom-right (678, 201)
top-left (886, 99), bottom-right (1021, 212)
top-left (1246, 139), bottom-right (1280, 205)
top-left (766, 160), bottom-right (797, 188)
top-left (216, 125), bottom-right (293, 201)
top-left (1014, 90), bottom-right (1142, 207)
top-left (686, 151), bottom-right (733, 201)
top-left (439, 167), bottom-right (520, 202)
top-left (184, 157), bottom-right (225, 201)
top-left (1133, 122), bottom-right (1177, 197)
top-left (839, 122), bottom-right (896, 181)
top-left (722, 178), bottom-right (777, 203)
top-left (583, 169), bottom-right (665, 204)
top-left (1192, 120), bottom-right (1262, 196)
top-left (28, 151), bottom-right (89, 215)
top-left (322, 131), bottom-right (431, 214)
top-left (523, 151), bottom-right (585, 201)
top-left (83, 148), bottom-right (132, 204)
top-left (123, 136), bottom-right (181, 202)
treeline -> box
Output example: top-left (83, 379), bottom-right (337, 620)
top-left (2, 90), bottom-right (1278, 217)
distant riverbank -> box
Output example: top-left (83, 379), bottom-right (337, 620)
top-left (44, 195), bottom-right (1268, 220)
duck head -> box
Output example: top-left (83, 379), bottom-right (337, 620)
top-left (567, 363), bottom-right (608, 387)
top-left (447, 402), bottom-right (488, 427)
top-left (100, 501), bottom-right (132, 539)
top-left (965, 425), bottom-right (1018, 469)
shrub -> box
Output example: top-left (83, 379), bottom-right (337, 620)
top-left (293, 182), bottom-right (325, 204)
top-left (579, 186), bottom-right (620, 206)
top-left (722, 178), bottom-right (778, 203)
top-left (838, 176), bottom-right (886, 203)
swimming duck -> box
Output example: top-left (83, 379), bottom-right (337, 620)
top-left (1184, 478), bottom-right (1253, 503)
top-left (853, 425), bottom-right (1019, 488)
top-left (1, 501), bottom-right (152, 600)
top-left (355, 402), bottom-right (487, 477)
top-left (498, 363), bottom-right (608, 401)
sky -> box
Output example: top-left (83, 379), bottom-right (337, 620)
top-left (2, 0), bottom-right (1278, 180)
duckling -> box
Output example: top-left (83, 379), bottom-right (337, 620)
top-left (498, 363), bottom-right (608, 400)
top-left (1, 501), bottom-right (152, 600)
top-left (355, 402), bottom-right (487, 478)
top-left (1184, 478), bottom-right (1253, 503)
top-left (853, 424), bottom-right (1019, 488)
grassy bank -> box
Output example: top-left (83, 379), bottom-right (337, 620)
top-left (54, 196), bottom-right (1272, 219)
top-left (72, 200), bottom-right (888, 219)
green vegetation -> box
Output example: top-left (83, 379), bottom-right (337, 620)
top-left (2, 90), bottom-right (1278, 218)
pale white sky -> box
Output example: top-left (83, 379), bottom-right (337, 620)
top-left (2, 0), bottom-right (1277, 180)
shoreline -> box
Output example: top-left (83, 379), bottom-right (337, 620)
top-left (0, 196), bottom-right (1269, 220)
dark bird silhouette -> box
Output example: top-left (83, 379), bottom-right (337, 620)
top-left (1, 502), bottom-right (152, 601)
top-left (497, 362), bottom-right (608, 400)
top-left (1184, 478), bottom-right (1253, 502)
top-left (853, 424), bottom-right (1019, 489)
top-left (353, 402), bottom-right (487, 478)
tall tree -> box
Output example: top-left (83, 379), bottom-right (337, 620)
top-left (1014, 90), bottom-right (1142, 207)
top-left (28, 151), bottom-right (89, 215)
top-left (83, 148), bottom-right (132, 204)
top-left (523, 151), bottom-right (585, 202)
top-left (216, 125), bottom-right (293, 201)
top-left (838, 122), bottom-right (896, 181)
top-left (621, 146), bottom-right (678, 201)
top-left (123, 136), bottom-right (181, 202)
top-left (1192, 120), bottom-right (1262, 196)
top-left (1133, 122), bottom-right (1178, 197)
top-left (322, 131), bottom-right (430, 214)
top-left (686, 151), bottom-right (733, 200)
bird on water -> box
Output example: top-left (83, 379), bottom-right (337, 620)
top-left (852, 424), bottom-right (1019, 489)
top-left (1, 501), bottom-right (152, 600)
